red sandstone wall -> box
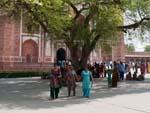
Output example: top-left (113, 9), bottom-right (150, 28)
top-left (2, 16), bottom-right (20, 56)
top-left (0, 16), bottom-right (5, 56)
top-left (0, 16), bottom-right (20, 70)
top-left (112, 33), bottom-right (125, 61)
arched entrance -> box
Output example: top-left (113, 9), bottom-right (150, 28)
top-left (22, 39), bottom-right (38, 63)
top-left (56, 48), bottom-right (66, 77)
top-left (56, 48), bottom-right (66, 62)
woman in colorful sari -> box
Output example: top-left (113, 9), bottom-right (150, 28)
top-left (81, 67), bottom-right (93, 98)
top-left (49, 63), bottom-right (61, 100)
top-left (66, 65), bottom-right (77, 96)
top-left (112, 61), bottom-right (119, 87)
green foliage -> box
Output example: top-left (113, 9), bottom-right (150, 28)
top-left (126, 43), bottom-right (135, 53)
top-left (100, 43), bottom-right (112, 54)
top-left (123, 0), bottom-right (150, 37)
top-left (0, 71), bottom-right (49, 78)
top-left (144, 45), bottom-right (150, 52)
top-left (0, 0), bottom-right (122, 43)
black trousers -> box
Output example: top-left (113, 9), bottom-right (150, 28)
top-left (50, 87), bottom-right (60, 99)
top-left (67, 86), bottom-right (76, 96)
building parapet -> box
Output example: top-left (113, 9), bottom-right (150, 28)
top-left (0, 56), bottom-right (22, 63)
top-left (0, 56), bottom-right (53, 63)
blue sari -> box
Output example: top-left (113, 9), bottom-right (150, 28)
top-left (81, 70), bottom-right (92, 97)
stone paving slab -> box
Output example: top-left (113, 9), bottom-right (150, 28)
top-left (0, 77), bottom-right (150, 113)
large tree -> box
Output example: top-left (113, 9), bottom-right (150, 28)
top-left (0, 0), bottom-right (150, 70)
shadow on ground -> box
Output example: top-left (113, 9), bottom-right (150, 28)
top-left (0, 77), bottom-right (150, 110)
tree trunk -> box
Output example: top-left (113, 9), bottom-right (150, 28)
top-left (70, 47), bottom-right (81, 71)
top-left (70, 46), bottom-right (91, 71)
top-left (69, 45), bottom-right (92, 71)
top-left (80, 55), bottom-right (89, 69)
top-left (80, 49), bottom-right (91, 69)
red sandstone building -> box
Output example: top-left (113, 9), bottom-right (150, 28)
top-left (0, 15), bottom-right (149, 71)
top-left (0, 15), bottom-right (120, 71)
top-left (0, 15), bottom-right (54, 71)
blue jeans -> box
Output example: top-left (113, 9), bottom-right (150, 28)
top-left (119, 71), bottom-right (124, 80)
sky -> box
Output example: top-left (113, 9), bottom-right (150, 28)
top-left (123, 12), bottom-right (150, 52)
top-left (124, 37), bottom-right (150, 51)
top-left (124, 30), bottom-right (150, 51)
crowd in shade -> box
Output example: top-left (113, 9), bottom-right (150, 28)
top-left (48, 60), bottom-right (146, 100)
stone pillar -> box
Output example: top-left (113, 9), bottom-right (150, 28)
top-left (41, 36), bottom-right (44, 63)
top-left (112, 33), bottom-right (125, 61)
top-left (38, 36), bottom-right (41, 57)
top-left (51, 40), bottom-right (55, 63)
top-left (19, 12), bottom-right (23, 57)
top-left (38, 27), bottom-right (42, 63)
top-left (66, 45), bottom-right (68, 59)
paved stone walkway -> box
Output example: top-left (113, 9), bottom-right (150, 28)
top-left (0, 76), bottom-right (150, 113)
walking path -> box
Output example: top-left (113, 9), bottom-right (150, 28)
top-left (0, 76), bottom-right (150, 113)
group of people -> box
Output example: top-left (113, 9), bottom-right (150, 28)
top-left (101, 61), bottom-right (126, 88)
top-left (87, 61), bottom-right (146, 87)
top-left (49, 63), bottom-right (93, 100)
top-left (109, 61), bottom-right (146, 87)
top-left (87, 62), bottom-right (106, 78)
top-left (126, 62), bottom-right (146, 81)
top-left (48, 60), bottom-right (146, 100)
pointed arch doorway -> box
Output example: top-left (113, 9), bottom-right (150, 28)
top-left (56, 48), bottom-right (66, 62)
top-left (22, 39), bottom-right (38, 63)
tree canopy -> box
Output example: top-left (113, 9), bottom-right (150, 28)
top-left (0, 0), bottom-right (150, 69)
top-left (126, 43), bottom-right (135, 53)
top-left (144, 45), bottom-right (150, 52)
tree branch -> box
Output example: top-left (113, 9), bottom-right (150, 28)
top-left (65, 1), bottom-right (81, 20)
top-left (90, 34), bottom-right (100, 51)
top-left (113, 0), bottom-right (121, 4)
top-left (84, 4), bottom-right (98, 26)
top-left (66, 1), bottom-right (78, 14)
top-left (65, 1), bottom-right (91, 21)
top-left (79, 3), bottom-right (90, 13)
top-left (16, 1), bottom-right (49, 32)
top-left (117, 17), bottom-right (150, 32)
top-left (99, 0), bottom-right (121, 5)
